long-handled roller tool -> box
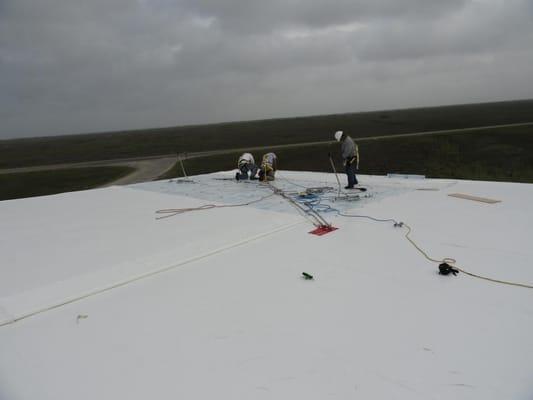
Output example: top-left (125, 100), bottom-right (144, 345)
top-left (329, 153), bottom-right (367, 200)
top-left (328, 153), bottom-right (342, 198)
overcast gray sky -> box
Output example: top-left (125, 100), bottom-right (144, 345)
top-left (1, 0), bottom-right (532, 139)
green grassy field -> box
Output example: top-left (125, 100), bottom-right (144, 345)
top-left (164, 125), bottom-right (533, 183)
top-left (1, 99), bottom-right (533, 169)
top-left (0, 166), bottom-right (134, 201)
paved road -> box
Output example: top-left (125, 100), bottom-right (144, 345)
top-left (102, 157), bottom-right (177, 186)
top-left (0, 155), bottom-right (176, 174)
top-left (0, 155), bottom-right (177, 186)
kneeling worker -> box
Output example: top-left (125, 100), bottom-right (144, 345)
top-left (236, 152), bottom-right (258, 180)
top-left (334, 130), bottom-right (359, 189)
top-left (258, 152), bottom-right (277, 181)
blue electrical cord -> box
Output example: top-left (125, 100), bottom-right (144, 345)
top-left (290, 186), bottom-right (397, 222)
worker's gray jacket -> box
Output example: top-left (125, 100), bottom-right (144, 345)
top-left (341, 136), bottom-right (356, 160)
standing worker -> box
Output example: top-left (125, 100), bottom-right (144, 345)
top-left (334, 130), bottom-right (359, 189)
top-left (258, 152), bottom-right (278, 181)
top-left (236, 152), bottom-right (258, 180)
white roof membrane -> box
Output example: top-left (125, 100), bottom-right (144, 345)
top-left (0, 171), bottom-right (532, 399)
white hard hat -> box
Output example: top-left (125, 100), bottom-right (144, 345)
top-left (334, 131), bottom-right (343, 142)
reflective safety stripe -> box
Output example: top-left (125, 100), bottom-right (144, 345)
top-left (262, 163), bottom-right (273, 173)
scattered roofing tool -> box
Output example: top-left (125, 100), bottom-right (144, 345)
top-left (448, 193), bottom-right (501, 204)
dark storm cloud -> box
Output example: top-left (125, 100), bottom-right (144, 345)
top-left (183, 0), bottom-right (468, 33)
top-left (356, 0), bottom-right (533, 61)
top-left (0, 0), bottom-right (532, 138)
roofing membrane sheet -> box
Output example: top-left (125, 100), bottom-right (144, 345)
top-left (1, 171), bottom-right (532, 399)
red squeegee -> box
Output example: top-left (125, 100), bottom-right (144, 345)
top-left (309, 225), bottom-right (338, 236)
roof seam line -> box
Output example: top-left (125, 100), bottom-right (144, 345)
top-left (0, 220), bottom-right (305, 329)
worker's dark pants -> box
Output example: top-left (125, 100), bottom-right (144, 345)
top-left (345, 162), bottom-right (358, 187)
top-left (237, 164), bottom-right (258, 180)
top-left (258, 168), bottom-right (275, 181)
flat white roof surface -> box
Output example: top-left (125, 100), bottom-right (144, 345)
top-left (1, 171), bottom-right (532, 399)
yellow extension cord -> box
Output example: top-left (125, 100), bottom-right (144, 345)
top-left (402, 223), bottom-right (533, 289)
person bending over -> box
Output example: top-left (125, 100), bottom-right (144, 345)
top-left (235, 152), bottom-right (258, 180)
top-left (258, 152), bottom-right (277, 181)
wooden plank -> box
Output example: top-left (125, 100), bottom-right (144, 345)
top-left (448, 193), bottom-right (501, 204)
